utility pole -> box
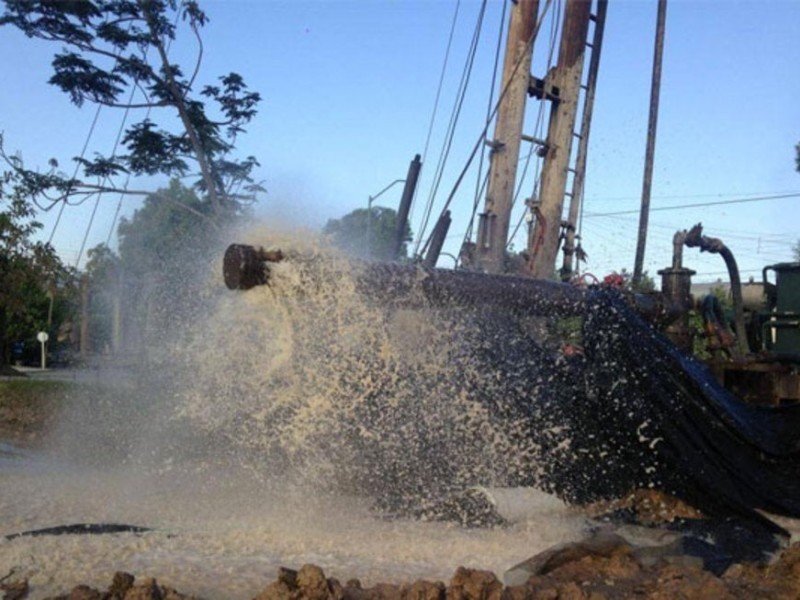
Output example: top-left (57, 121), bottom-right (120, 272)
top-left (475, 0), bottom-right (540, 274)
top-left (527, 0), bottom-right (592, 280)
top-left (633, 0), bottom-right (668, 287)
top-left (561, 0), bottom-right (608, 280)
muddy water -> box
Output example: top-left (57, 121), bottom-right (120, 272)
top-left (1, 233), bottom-right (586, 598)
top-left (0, 444), bottom-right (585, 599)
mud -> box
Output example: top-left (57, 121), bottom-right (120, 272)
top-left (2, 377), bottom-right (800, 599)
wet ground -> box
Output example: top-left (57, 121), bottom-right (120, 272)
top-left (3, 371), bottom-right (800, 599)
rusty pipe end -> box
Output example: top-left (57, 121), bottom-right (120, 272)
top-left (223, 244), bottom-right (278, 290)
top-left (683, 223), bottom-right (704, 249)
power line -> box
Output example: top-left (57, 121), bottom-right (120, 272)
top-left (585, 192), bottom-right (800, 217)
top-left (589, 189), bottom-right (800, 203)
top-left (466, 0), bottom-right (506, 244)
top-left (415, 0), bottom-right (488, 256)
top-left (419, 0), bottom-right (556, 258)
top-left (47, 105), bottom-right (104, 243)
top-left (585, 212), bottom-right (797, 241)
top-left (410, 0), bottom-right (462, 230)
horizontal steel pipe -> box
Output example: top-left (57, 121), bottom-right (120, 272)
top-left (223, 243), bottom-right (586, 317)
top-left (222, 244), bottom-right (685, 323)
top-left (359, 261), bottom-right (587, 318)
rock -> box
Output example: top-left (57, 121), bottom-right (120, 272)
top-left (648, 564), bottom-right (735, 600)
top-left (252, 580), bottom-right (294, 600)
top-left (401, 580), bottom-right (444, 600)
top-left (498, 585), bottom-right (532, 600)
top-left (751, 542), bottom-right (800, 599)
top-left (278, 568), bottom-right (299, 590)
top-left (108, 572), bottom-right (135, 598)
top-left (1, 578), bottom-right (29, 600)
top-left (109, 576), bottom-right (194, 600)
top-left (18, 563), bottom-right (192, 600)
top-left (328, 579), bottom-right (345, 600)
top-left (345, 582), bottom-right (402, 600)
top-left (504, 532), bottom-right (633, 585)
top-left (552, 582), bottom-right (586, 600)
top-left (67, 585), bottom-right (103, 600)
top-left (297, 564), bottom-right (334, 600)
top-left (123, 577), bottom-right (162, 600)
top-left (296, 565), bottom-right (328, 591)
top-left (447, 567), bottom-right (502, 600)
top-left (255, 564), bottom-right (350, 600)
top-left (622, 490), bottom-right (703, 525)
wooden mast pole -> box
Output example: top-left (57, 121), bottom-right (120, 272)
top-left (474, 0), bottom-right (540, 274)
top-left (561, 0), bottom-right (608, 280)
top-left (527, 0), bottom-right (592, 279)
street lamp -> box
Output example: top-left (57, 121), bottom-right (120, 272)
top-left (366, 178), bottom-right (405, 257)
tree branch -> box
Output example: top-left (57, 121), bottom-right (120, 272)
top-left (139, 1), bottom-right (221, 216)
top-left (58, 181), bottom-right (218, 226)
top-left (96, 98), bottom-right (170, 110)
top-left (187, 21), bottom-right (204, 91)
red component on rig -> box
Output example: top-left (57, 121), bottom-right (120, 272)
top-left (602, 272), bottom-right (626, 288)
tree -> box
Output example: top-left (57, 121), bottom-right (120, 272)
top-left (0, 0), bottom-right (262, 222)
top-left (62, 180), bottom-right (215, 358)
top-left (84, 243), bottom-right (120, 353)
top-left (113, 179), bottom-right (218, 354)
top-left (323, 206), bottom-right (412, 261)
top-left (0, 171), bottom-right (72, 365)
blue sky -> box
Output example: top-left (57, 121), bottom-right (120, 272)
top-left (1, 0), bottom-right (798, 283)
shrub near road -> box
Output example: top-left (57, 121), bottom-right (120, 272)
top-left (0, 379), bottom-right (64, 443)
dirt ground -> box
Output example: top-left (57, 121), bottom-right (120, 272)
top-left (3, 377), bottom-right (800, 600)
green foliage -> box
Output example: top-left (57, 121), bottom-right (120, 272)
top-left (604, 268), bottom-right (656, 293)
top-left (0, 171), bottom-right (72, 364)
top-left (709, 282), bottom-right (732, 310)
top-left (0, 0), bottom-right (262, 219)
top-left (84, 243), bottom-right (120, 352)
top-left (114, 179), bottom-right (220, 354)
top-left (75, 180), bottom-right (219, 357)
top-left (689, 310), bottom-right (710, 359)
top-left (117, 179), bottom-right (215, 274)
top-left (323, 206), bottom-right (412, 261)
top-left (632, 271), bottom-right (657, 293)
